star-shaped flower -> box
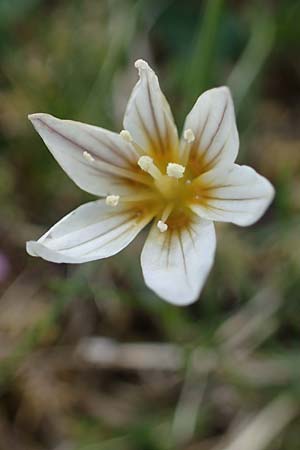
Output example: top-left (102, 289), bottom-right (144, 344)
top-left (27, 59), bottom-right (274, 305)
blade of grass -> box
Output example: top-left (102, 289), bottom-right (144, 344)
top-left (227, 12), bottom-right (275, 113)
top-left (183, 0), bottom-right (224, 108)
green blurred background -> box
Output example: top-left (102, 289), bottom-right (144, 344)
top-left (0, 0), bottom-right (300, 449)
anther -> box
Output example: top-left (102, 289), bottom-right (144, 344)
top-left (157, 203), bottom-right (174, 233)
top-left (120, 130), bottom-right (146, 158)
top-left (120, 130), bottom-right (133, 142)
top-left (166, 162), bottom-right (185, 179)
top-left (138, 156), bottom-right (162, 180)
top-left (183, 128), bottom-right (195, 144)
top-left (138, 156), bottom-right (153, 171)
top-left (105, 195), bottom-right (120, 207)
top-left (83, 151), bottom-right (95, 162)
top-left (157, 220), bottom-right (168, 233)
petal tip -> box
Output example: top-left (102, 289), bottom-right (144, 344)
top-left (263, 180), bottom-right (275, 213)
top-left (204, 86), bottom-right (232, 102)
top-left (26, 240), bottom-right (38, 257)
top-left (144, 279), bottom-right (201, 306)
top-left (28, 112), bottom-right (50, 125)
top-left (26, 239), bottom-right (69, 264)
top-left (164, 293), bottom-right (199, 307)
top-left (28, 113), bottom-right (39, 122)
top-left (218, 85), bottom-right (230, 93)
top-left (134, 59), bottom-right (150, 72)
top-left (216, 86), bottom-right (233, 101)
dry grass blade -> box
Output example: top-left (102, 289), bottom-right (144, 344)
top-left (214, 395), bottom-right (298, 450)
top-left (76, 337), bottom-right (184, 371)
top-left (171, 358), bottom-right (209, 446)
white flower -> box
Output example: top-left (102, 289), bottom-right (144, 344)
top-left (27, 59), bottom-right (274, 305)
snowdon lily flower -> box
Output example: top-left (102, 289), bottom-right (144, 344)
top-left (27, 59), bottom-right (274, 305)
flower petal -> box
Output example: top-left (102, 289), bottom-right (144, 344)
top-left (123, 59), bottom-right (178, 159)
top-left (27, 200), bottom-right (153, 263)
top-left (141, 218), bottom-right (216, 305)
top-left (190, 164), bottom-right (275, 226)
top-left (182, 87), bottom-right (239, 172)
top-left (29, 113), bottom-right (146, 196)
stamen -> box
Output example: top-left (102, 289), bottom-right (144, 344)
top-left (183, 128), bottom-right (195, 144)
top-left (138, 156), bottom-right (162, 180)
top-left (138, 156), bottom-right (153, 171)
top-left (106, 192), bottom-right (156, 207)
top-left (157, 220), bottom-right (168, 233)
top-left (83, 150), bottom-right (149, 185)
top-left (105, 195), bottom-right (120, 207)
top-left (120, 130), bottom-right (133, 142)
top-left (166, 162), bottom-right (185, 179)
top-left (157, 202), bottom-right (174, 232)
top-left (87, 158), bottom-right (150, 185)
top-left (121, 192), bottom-right (156, 202)
top-left (120, 129), bottom-right (145, 157)
top-left (161, 203), bottom-right (174, 222)
top-left (181, 128), bottom-right (195, 164)
top-left (83, 151), bottom-right (95, 162)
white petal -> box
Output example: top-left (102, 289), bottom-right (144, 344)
top-left (27, 200), bottom-right (152, 263)
top-left (141, 218), bottom-right (216, 305)
top-left (29, 113), bottom-right (144, 196)
top-left (182, 86), bottom-right (239, 171)
top-left (190, 164), bottom-right (275, 226)
top-left (124, 59), bottom-right (178, 158)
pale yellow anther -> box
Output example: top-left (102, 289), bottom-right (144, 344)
top-left (157, 202), bottom-right (174, 231)
top-left (83, 151), bottom-right (95, 162)
top-left (157, 220), bottom-right (168, 233)
top-left (166, 162), bottom-right (185, 179)
top-left (105, 195), bottom-right (120, 207)
top-left (183, 128), bottom-right (195, 144)
top-left (138, 156), bottom-right (153, 171)
top-left (138, 156), bottom-right (162, 180)
top-left (120, 129), bottom-right (133, 142)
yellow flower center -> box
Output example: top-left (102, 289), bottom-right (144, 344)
top-left (105, 130), bottom-right (207, 232)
